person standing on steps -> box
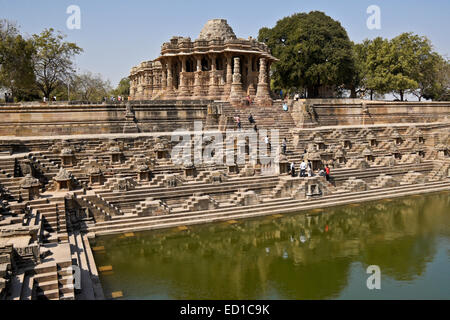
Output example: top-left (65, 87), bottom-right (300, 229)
top-left (265, 135), bottom-right (271, 150)
top-left (235, 115), bottom-right (241, 130)
top-left (300, 159), bottom-right (307, 177)
top-left (282, 138), bottom-right (287, 155)
top-left (290, 161), bottom-right (296, 177)
top-left (248, 113), bottom-right (255, 125)
top-left (325, 164), bottom-right (331, 182)
top-left (307, 163), bottom-right (312, 177)
top-left (246, 95), bottom-right (252, 106)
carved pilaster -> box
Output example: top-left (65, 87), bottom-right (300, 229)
top-left (230, 57), bottom-right (244, 105)
top-left (193, 56), bottom-right (203, 98)
top-left (208, 54), bottom-right (220, 99)
top-left (256, 58), bottom-right (272, 106)
top-left (178, 56), bottom-right (190, 99)
top-left (161, 63), bottom-right (167, 91)
top-left (165, 59), bottom-right (175, 98)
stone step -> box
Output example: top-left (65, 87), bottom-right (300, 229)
top-left (34, 263), bottom-right (57, 275)
top-left (20, 273), bottom-right (34, 300)
top-left (34, 270), bottom-right (58, 283)
top-left (36, 279), bottom-right (59, 291)
top-left (36, 288), bottom-right (59, 300)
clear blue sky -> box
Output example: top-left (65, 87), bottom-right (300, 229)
top-left (2, 0), bottom-right (449, 87)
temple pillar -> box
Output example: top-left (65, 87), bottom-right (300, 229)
top-left (224, 55), bottom-right (233, 100)
top-left (147, 71), bottom-right (153, 99)
top-left (247, 56), bottom-right (256, 98)
top-left (256, 58), bottom-right (272, 106)
top-left (166, 59), bottom-right (175, 98)
top-left (161, 62), bottom-right (167, 92)
top-left (208, 54), bottom-right (220, 99)
top-left (230, 57), bottom-right (244, 105)
top-left (193, 56), bottom-right (203, 98)
top-left (178, 56), bottom-right (190, 99)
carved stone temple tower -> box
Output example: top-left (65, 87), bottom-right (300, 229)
top-left (129, 19), bottom-right (278, 105)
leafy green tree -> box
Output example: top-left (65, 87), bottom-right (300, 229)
top-left (258, 11), bottom-right (355, 98)
top-left (111, 77), bottom-right (130, 97)
top-left (349, 40), bottom-right (370, 98)
top-left (0, 20), bottom-right (36, 100)
top-left (361, 33), bottom-right (446, 101)
top-left (422, 57), bottom-right (449, 101)
top-left (364, 37), bottom-right (394, 99)
top-left (388, 33), bottom-right (425, 101)
top-left (31, 28), bottom-right (83, 99)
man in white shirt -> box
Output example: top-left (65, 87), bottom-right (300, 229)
top-left (300, 160), bottom-right (307, 177)
top-left (264, 135), bottom-right (271, 150)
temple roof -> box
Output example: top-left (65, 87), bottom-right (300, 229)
top-left (55, 168), bottom-right (72, 181)
top-left (20, 174), bottom-right (40, 188)
top-left (198, 19), bottom-right (237, 41)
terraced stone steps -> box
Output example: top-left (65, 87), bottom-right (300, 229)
top-left (86, 179), bottom-right (450, 236)
top-left (28, 198), bottom-right (68, 243)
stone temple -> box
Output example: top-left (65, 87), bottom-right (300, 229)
top-left (0, 19), bottom-right (449, 300)
top-left (129, 19), bottom-right (276, 106)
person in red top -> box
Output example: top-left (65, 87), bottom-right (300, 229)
top-left (325, 165), bottom-right (331, 182)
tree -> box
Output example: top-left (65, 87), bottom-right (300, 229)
top-left (258, 11), bottom-right (355, 98)
top-left (349, 40), bottom-right (370, 98)
top-left (388, 33), bottom-right (424, 101)
top-left (31, 28), bottom-right (83, 99)
top-left (111, 77), bottom-right (130, 97)
top-left (422, 57), bottom-right (450, 101)
top-left (0, 20), bottom-right (36, 100)
top-left (70, 72), bottom-right (112, 101)
top-left (362, 33), bottom-right (446, 101)
top-left (364, 37), bottom-right (393, 100)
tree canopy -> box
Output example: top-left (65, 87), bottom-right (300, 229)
top-left (353, 33), bottom-right (449, 101)
top-left (259, 12), bottom-right (449, 101)
top-left (258, 11), bottom-right (355, 98)
top-left (0, 20), bottom-right (36, 100)
top-left (111, 77), bottom-right (130, 97)
top-left (31, 28), bottom-right (83, 99)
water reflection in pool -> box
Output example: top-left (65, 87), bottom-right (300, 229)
top-left (91, 192), bottom-right (450, 299)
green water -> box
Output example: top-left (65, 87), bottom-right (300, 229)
top-left (91, 192), bottom-right (450, 300)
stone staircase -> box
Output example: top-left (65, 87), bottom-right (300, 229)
top-left (95, 174), bottom-right (280, 214)
top-left (73, 193), bottom-right (112, 222)
top-left (400, 171), bottom-right (427, 185)
top-left (427, 162), bottom-right (450, 181)
top-left (28, 198), bottom-right (68, 243)
top-left (131, 198), bottom-right (171, 216)
top-left (370, 174), bottom-right (399, 189)
top-left (8, 245), bottom-right (75, 300)
top-left (33, 260), bottom-right (74, 300)
top-left (84, 179), bottom-right (450, 236)
top-left (338, 177), bottom-right (368, 193)
top-left (182, 194), bottom-right (219, 212)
